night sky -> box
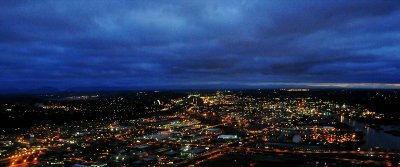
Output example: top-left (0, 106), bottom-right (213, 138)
top-left (1, 1), bottom-right (400, 91)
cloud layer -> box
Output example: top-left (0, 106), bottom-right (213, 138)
top-left (1, 0), bottom-right (400, 89)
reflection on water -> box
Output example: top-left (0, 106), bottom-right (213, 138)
top-left (343, 118), bottom-right (400, 150)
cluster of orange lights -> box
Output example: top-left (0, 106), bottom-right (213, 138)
top-left (10, 156), bottom-right (38, 166)
top-left (8, 148), bottom-right (43, 166)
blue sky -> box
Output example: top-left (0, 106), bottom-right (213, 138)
top-left (1, 0), bottom-right (400, 90)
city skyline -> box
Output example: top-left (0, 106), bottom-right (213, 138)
top-left (1, 89), bottom-right (399, 166)
top-left (1, 1), bottom-right (400, 90)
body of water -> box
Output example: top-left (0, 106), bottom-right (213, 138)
top-left (342, 117), bottom-right (400, 151)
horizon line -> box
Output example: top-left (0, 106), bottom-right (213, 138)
top-left (1, 82), bottom-right (400, 94)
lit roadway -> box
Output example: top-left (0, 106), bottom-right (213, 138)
top-left (0, 147), bottom-right (45, 167)
top-left (199, 123), bottom-right (225, 132)
top-left (176, 146), bottom-right (399, 167)
top-left (0, 155), bottom-right (39, 167)
top-left (174, 134), bottom-right (399, 167)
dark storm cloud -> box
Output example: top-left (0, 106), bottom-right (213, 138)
top-left (1, 0), bottom-right (400, 90)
